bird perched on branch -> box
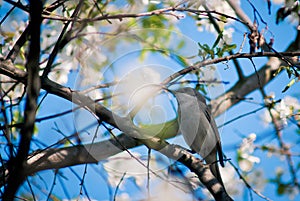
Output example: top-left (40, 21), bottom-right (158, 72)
top-left (172, 87), bottom-right (225, 187)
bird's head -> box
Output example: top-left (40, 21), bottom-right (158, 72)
top-left (173, 87), bottom-right (206, 104)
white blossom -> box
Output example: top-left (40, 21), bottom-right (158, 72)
top-left (41, 22), bottom-right (62, 52)
top-left (142, 0), bottom-right (161, 5)
top-left (0, 75), bottom-right (25, 103)
top-left (197, 0), bottom-right (238, 35)
top-left (150, 176), bottom-right (194, 201)
top-left (279, 99), bottom-right (289, 126)
top-left (288, 186), bottom-right (300, 200)
top-left (115, 193), bottom-right (130, 201)
top-left (272, 0), bottom-right (285, 4)
top-left (112, 66), bottom-right (162, 116)
top-left (238, 133), bottom-right (260, 172)
top-left (218, 27), bottom-right (234, 47)
top-left (103, 151), bottom-right (159, 188)
top-left (50, 25), bottom-right (107, 85)
top-left (220, 165), bottom-right (243, 195)
top-left (246, 170), bottom-right (265, 192)
top-left (1, 20), bottom-right (27, 59)
top-left (261, 95), bottom-right (300, 127)
top-left (276, 167), bottom-right (284, 176)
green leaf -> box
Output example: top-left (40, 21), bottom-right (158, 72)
top-left (202, 44), bottom-right (211, 52)
top-left (216, 47), bottom-right (223, 58)
top-left (273, 66), bottom-right (285, 77)
top-left (196, 84), bottom-right (207, 95)
top-left (277, 184), bottom-right (286, 195)
top-left (141, 14), bottom-right (167, 29)
top-left (222, 44), bottom-right (237, 52)
top-left (176, 39), bottom-right (185, 50)
top-left (261, 145), bottom-right (269, 151)
top-left (197, 42), bottom-right (204, 48)
top-left (198, 43), bottom-right (215, 59)
top-left (212, 31), bottom-right (223, 48)
top-left (15, 64), bottom-right (25, 70)
top-left (148, 3), bottom-right (159, 11)
top-left (198, 43), bottom-right (209, 52)
top-left (287, 67), bottom-right (293, 78)
top-left (209, 49), bottom-right (215, 59)
top-left (282, 78), bottom-right (296, 93)
top-left (169, 53), bottom-right (189, 67)
top-left (126, 0), bottom-right (135, 5)
top-left (139, 49), bottom-right (148, 61)
top-left (33, 124), bottom-right (39, 135)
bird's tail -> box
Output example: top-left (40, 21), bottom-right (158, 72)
top-left (210, 160), bottom-right (225, 188)
top-left (204, 148), bottom-right (225, 190)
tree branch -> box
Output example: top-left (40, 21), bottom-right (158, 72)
top-left (3, 1), bottom-right (42, 200)
top-left (211, 37), bottom-right (300, 116)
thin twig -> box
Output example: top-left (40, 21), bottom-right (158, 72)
top-left (226, 158), bottom-right (273, 201)
top-left (218, 106), bottom-right (266, 128)
top-left (147, 148), bottom-right (151, 200)
top-left (46, 170), bottom-right (58, 201)
top-left (79, 123), bottom-right (100, 200)
top-left (113, 172), bottom-right (126, 201)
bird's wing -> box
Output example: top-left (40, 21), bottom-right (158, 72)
top-left (176, 92), bottom-right (218, 160)
top-left (201, 102), bottom-right (224, 167)
top-left (176, 92), bottom-right (201, 149)
top-left (174, 87), bottom-right (225, 189)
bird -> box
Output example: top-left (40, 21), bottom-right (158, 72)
top-left (172, 87), bottom-right (225, 187)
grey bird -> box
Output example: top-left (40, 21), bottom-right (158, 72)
top-left (173, 87), bottom-right (225, 187)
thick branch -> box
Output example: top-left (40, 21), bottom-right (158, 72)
top-left (25, 135), bottom-right (231, 200)
top-left (161, 51), bottom-right (300, 85)
top-left (3, 1), bottom-right (42, 200)
top-left (226, 0), bottom-right (253, 29)
top-left (211, 35), bottom-right (300, 116)
top-left (211, 56), bottom-right (281, 116)
top-left (24, 133), bottom-right (140, 175)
